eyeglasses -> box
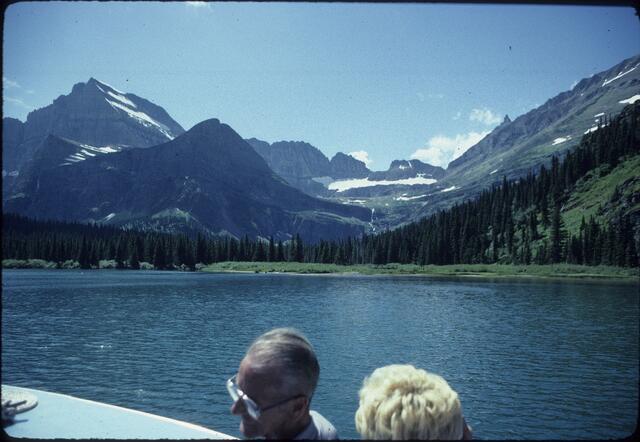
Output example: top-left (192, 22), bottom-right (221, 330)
top-left (226, 374), bottom-right (305, 420)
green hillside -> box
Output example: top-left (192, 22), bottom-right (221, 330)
top-left (563, 155), bottom-right (640, 233)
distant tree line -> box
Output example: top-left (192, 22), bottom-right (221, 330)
top-left (2, 215), bottom-right (308, 270)
top-left (3, 103), bottom-right (639, 269)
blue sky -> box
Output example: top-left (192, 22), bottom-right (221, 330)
top-left (3, 2), bottom-right (639, 170)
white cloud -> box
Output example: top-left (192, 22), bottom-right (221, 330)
top-left (570, 79), bottom-right (579, 90)
top-left (186, 1), bottom-right (211, 9)
top-left (411, 131), bottom-right (490, 168)
top-left (3, 77), bottom-right (20, 89)
top-left (348, 150), bottom-right (372, 167)
top-left (452, 111), bottom-right (462, 120)
top-left (4, 96), bottom-right (32, 110)
top-left (26, 89), bottom-right (35, 94)
top-left (469, 107), bottom-right (502, 125)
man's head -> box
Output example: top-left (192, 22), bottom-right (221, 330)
top-left (355, 364), bottom-right (464, 440)
top-left (229, 328), bottom-right (319, 439)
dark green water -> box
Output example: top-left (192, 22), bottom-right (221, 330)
top-left (2, 269), bottom-right (638, 439)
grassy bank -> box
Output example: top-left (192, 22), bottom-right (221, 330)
top-left (201, 261), bottom-right (639, 280)
top-left (4, 259), bottom-right (636, 280)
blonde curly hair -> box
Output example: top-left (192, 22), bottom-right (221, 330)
top-left (355, 365), bottom-right (464, 440)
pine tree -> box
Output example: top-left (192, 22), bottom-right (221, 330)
top-left (130, 246), bottom-right (140, 270)
top-left (253, 241), bottom-right (266, 262)
top-left (115, 237), bottom-right (127, 269)
top-left (153, 240), bottom-right (167, 270)
top-left (276, 240), bottom-right (285, 262)
top-left (549, 202), bottom-right (566, 263)
top-left (267, 237), bottom-right (275, 262)
top-left (77, 236), bottom-right (91, 269)
top-left (294, 234), bottom-right (304, 263)
top-left (183, 241), bottom-right (196, 270)
top-left (196, 234), bottom-right (208, 264)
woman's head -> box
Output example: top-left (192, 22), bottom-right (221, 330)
top-left (355, 364), bottom-right (464, 440)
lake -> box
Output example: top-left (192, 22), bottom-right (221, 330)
top-left (1, 269), bottom-right (638, 439)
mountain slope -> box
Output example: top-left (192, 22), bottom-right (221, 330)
top-left (329, 152), bottom-right (370, 179)
top-left (413, 53), bottom-right (640, 220)
top-left (4, 119), bottom-right (370, 242)
top-left (246, 138), bottom-right (333, 195)
top-left (562, 155), bottom-right (640, 234)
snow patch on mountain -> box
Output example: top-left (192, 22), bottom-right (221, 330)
top-left (329, 176), bottom-right (437, 192)
top-left (395, 194), bottom-right (426, 201)
top-left (602, 64), bottom-right (638, 87)
top-left (312, 176), bottom-right (334, 186)
top-left (552, 136), bottom-right (571, 145)
top-left (619, 94), bottom-right (640, 105)
top-left (584, 126), bottom-right (599, 135)
top-left (342, 199), bottom-right (367, 204)
top-left (489, 169), bottom-right (499, 175)
top-left (594, 112), bottom-right (605, 118)
top-left (107, 90), bottom-right (137, 108)
top-left (59, 143), bottom-right (121, 165)
top-left (95, 79), bottom-right (126, 95)
top-left (106, 98), bottom-right (174, 140)
top-left (80, 143), bottom-right (119, 154)
top-left (441, 186), bottom-right (457, 193)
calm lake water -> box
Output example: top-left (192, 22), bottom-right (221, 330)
top-left (2, 269), bottom-right (638, 439)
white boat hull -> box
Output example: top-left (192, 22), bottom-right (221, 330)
top-left (2, 385), bottom-right (234, 439)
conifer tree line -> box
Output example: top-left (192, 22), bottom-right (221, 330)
top-left (3, 103), bottom-right (639, 269)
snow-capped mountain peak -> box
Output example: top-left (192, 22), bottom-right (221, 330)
top-left (87, 78), bottom-right (177, 140)
top-left (2, 78), bottom-right (186, 177)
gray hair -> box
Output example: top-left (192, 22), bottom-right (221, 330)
top-left (246, 327), bottom-right (320, 398)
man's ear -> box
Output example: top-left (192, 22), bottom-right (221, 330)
top-left (291, 395), bottom-right (309, 417)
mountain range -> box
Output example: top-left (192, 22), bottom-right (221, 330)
top-left (3, 79), bottom-right (370, 242)
top-left (5, 118), bottom-right (370, 242)
top-left (245, 138), bottom-right (444, 197)
top-left (3, 54), bottom-right (639, 241)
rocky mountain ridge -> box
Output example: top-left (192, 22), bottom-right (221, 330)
top-left (4, 119), bottom-right (370, 242)
top-left (246, 137), bottom-right (443, 197)
top-left (3, 78), bottom-right (185, 175)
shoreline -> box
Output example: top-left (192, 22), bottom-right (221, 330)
top-left (202, 269), bottom-right (639, 282)
top-left (202, 262), bottom-right (639, 281)
top-left (3, 260), bottom-right (638, 282)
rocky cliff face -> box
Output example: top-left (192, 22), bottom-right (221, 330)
top-left (329, 152), bottom-right (370, 179)
top-left (2, 78), bottom-right (185, 174)
top-left (6, 119), bottom-right (369, 242)
top-left (246, 138), bottom-right (331, 178)
top-left (369, 159), bottom-right (444, 181)
top-left (246, 138), bottom-right (334, 196)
